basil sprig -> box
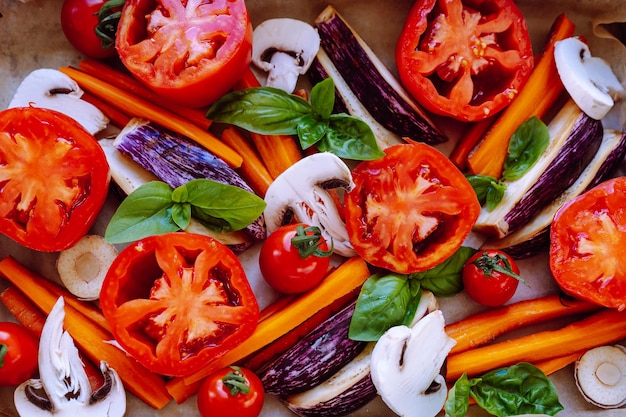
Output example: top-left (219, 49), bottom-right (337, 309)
top-left (445, 363), bottom-right (564, 417)
top-left (206, 78), bottom-right (384, 161)
top-left (105, 179), bottom-right (266, 244)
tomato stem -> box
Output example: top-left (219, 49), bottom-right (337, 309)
top-left (472, 252), bottom-right (527, 285)
top-left (291, 225), bottom-right (334, 259)
top-left (222, 366), bottom-right (251, 396)
top-left (0, 343), bottom-right (7, 367)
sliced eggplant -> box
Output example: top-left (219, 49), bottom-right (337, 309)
top-left (474, 100), bottom-right (603, 239)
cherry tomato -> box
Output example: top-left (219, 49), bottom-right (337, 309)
top-left (396, 0), bottom-right (534, 121)
top-left (116, 0), bottom-right (253, 108)
top-left (0, 107), bottom-right (110, 252)
top-left (0, 322), bottom-right (39, 386)
top-left (197, 366), bottom-right (264, 417)
top-left (99, 232), bottom-right (259, 377)
top-left (259, 224), bottom-right (332, 294)
top-left (462, 250), bottom-right (521, 306)
top-left (550, 177), bottom-right (626, 310)
top-left (61, 0), bottom-right (119, 59)
top-left (345, 142), bottom-right (480, 274)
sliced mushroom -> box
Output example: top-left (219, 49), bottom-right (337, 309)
top-left (263, 152), bottom-right (356, 257)
top-left (13, 297), bottom-right (126, 417)
top-left (575, 344), bottom-right (626, 409)
top-left (252, 18), bottom-right (320, 93)
top-left (370, 310), bottom-right (456, 417)
top-left (8, 68), bottom-right (109, 134)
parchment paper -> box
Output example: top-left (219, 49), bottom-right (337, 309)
top-left (0, 0), bottom-right (625, 416)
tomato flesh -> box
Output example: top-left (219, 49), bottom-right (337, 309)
top-left (116, 0), bottom-right (253, 108)
top-left (0, 322), bottom-right (39, 386)
top-left (100, 232), bottom-right (259, 377)
top-left (550, 177), bottom-right (626, 311)
top-left (396, 0), bottom-right (534, 121)
top-left (345, 142), bottom-right (480, 274)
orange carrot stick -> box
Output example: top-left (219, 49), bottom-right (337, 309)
top-left (465, 13), bottom-right (575, 177)
top-left (448, 116), bottom-right (495, 170)
top-left (59, 66), bottom-right (242, 168)
top-left (81, 91), bottom-right (131, 128)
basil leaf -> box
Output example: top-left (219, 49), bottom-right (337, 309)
top-left (348, 273), bottom-right (413, 341)
top-left (320, 114), bottom-right (384, 160)
top-left (445, 373), bottom-right (474, 417)
top-left (502, 116), bottom-right (549, 181)
top-left (310, 77), bottom-right (335, 119)
top-left (466, 174), bottom-right (506, 211)
top-left (297, 115), bottom-right (328, 149)
top-left (401, 283), bottom-right (422, 327)
top-left (471, 363), bottom-right (564, 417)
top-left (485, 180), bottom-right (507, 211)
top-left (206, 86), bottom-right (312, 134)
top-left (411, 246), bottom-right (477, 296)
top-left (105, 181), bottom-right (179, 243)
top-left (171, 202), bottom-right (191, 230)
top-left (184, 179), bottom-right (266, 231)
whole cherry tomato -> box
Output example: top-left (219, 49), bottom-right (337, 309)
top-left (259, 224), bottom-right (332, 294)
top-left (197, 366), bottom-right (265, 417)
top-left (462, 250), bottom-right (522, 306)
top-left (0, 322), bottom-right (39, 386)
top-left (61, 0), bottom-right (121, 59)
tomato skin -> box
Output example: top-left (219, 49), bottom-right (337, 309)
top-left (550, 177), bottom-right (626, 311)
top-left (259, 224), bottom-right (331, 294)
top-left (0, 107), bottom-right (110, 252)
top-left (61, 0), bottom-right (117, 59)
top-left (345, 142), bottom-right (480, 274)
top-left (197, 366), bottom-right (265, 417)
top-left (462, 250), bottom-right (520, 306)
top-left (0, 322), bottom-right (39, 386)
top-left (396, 0), bottom-right (534, 122)
top-left (116, 0), bottom-right (253, 108)
top-left (99, 232), bottom-right (259, 377)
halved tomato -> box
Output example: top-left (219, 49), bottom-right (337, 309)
top-left (0, 107), bottom-right (110, 252)
top-left (550, 177), bottom-right (626, 311)
top-left (344, 142), bottom-right (480, 274)
top-left (99, 232), bottom-right (259, 377)
top-left (116, 0), bottom-right (253, 108)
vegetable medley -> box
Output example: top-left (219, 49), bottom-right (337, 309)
top-left (1, 1), bottom-right (626, 417)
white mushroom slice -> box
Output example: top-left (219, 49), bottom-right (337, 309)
top-left (575, 344), bottom-right (626, 409)
top-left (8, 68), bottom-right (109, 134)
top-left (252, 18), bottom-right (320, 93)
top-left (263, 152), bottom-right (356, 257)
top-left (14, 297), bottom-right (126, 417)
top-left (554, 37), bottom-right (625, 120)
top-left (370, 310), bottom-right (456, 417)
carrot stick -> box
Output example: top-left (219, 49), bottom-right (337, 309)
top-left (445, 308), bottom-right (626, 381)
top-left (445, 294), bottom-right (601, 354)
top-left (58, 66), bottom-right (242, 168)
top-left (166, 256), bottom-right (371, 402)
top-left (0, 257), bottom-right (172, 409)
top-left (448, 116), bottom-right (495, 170)
top-left (235, 68), bottom-right (302, 177)
top-left (465, 13), bottom-right (575, 177)
top-left (534, 351), bottom-right (583, 376)
top-left (257, 294), bottom-right (298, 323)
top-left (81, 91), bottom-right (131, 128)
top-left (78, 59), bottom-right (212, 130)
top-left (220, 126), bottom-right (273, 197)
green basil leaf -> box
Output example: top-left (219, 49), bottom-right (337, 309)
top-left (348, 273), bottom-right (413, 341)
top-left (502, 116), bottom-right (550, 181)
top-left (466, 174), bottom-right (507, 212)
top-left (184, 179), bottom-right (266, 231)
top-left (206, 86), bottom-right (312, 134)
top-left (410, 246), bottom-right (476, 297)
top-left (105, 181), bottom-right (179, 244)
top-left (171, 202), bottom-right (191, 230)
top-left (297, 115), bottom-right (328, 149)
top-left (485, 181), bottom-right (507, 211)
top-left (401, 285), bottom-right (422, 327)
top-left (445, 373), bottom-right (474, 417)
top-left (319, 114), bottom-right (384, 160)
top-left (471, 363), bottom-right (564, 417)
top-left (310, 77), bottom-right (335, 119)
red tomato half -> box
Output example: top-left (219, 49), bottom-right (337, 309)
top-left (550, 177), bottom-right (626, 311)
top-left (345, 142), bottom-right (480, 274)
top-left (0, 107), bottom-right (110, 252)
top-left (116, 0), bottom-right (253, 108)
top-left (61, 0), bottom-right (119, 59)
top-left (99, 232), bottom-right (259, 377)
top-left (0, 322), bottom-right (39, 386)
top-left (462, 250), bottom-right (521, 306)
top-left (198, 366), bottom-right (264, 417)
top-left (396, 0), bottom-right (534, 121)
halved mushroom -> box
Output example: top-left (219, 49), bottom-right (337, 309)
top-left (574, 344), bottom-right (626, 409)
top-left (251, 18), bottom-right (320, 93)
top-left (263, 152), bottom-right (356, 257)
top-left (8, 68), bottom-right (109, 134)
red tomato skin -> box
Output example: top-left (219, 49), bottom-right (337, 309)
top-left (259, 224), bottom-right (331, 294)
top-left (0, 322), bottom-right (39, 386)
top-left (462, 250), bottom-right (520, 307)
top-left (550, 177), bottom-right (626, 310)
top-left (197, 367), bottom-right (265, 417)
top-left (0, 107), bottom-right (110, 252)
top-left (61, 0), bottom-right (117, 59)
top-left (396, 0), bottom-right (534, 122)
top-left (116, 0), bottom-right (253, 108)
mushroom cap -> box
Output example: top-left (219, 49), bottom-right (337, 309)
top-left (575, 344), bottom-right (626, 409)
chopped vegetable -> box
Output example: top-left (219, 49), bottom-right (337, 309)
top-left (574, 344), bottom-right (626, 409)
